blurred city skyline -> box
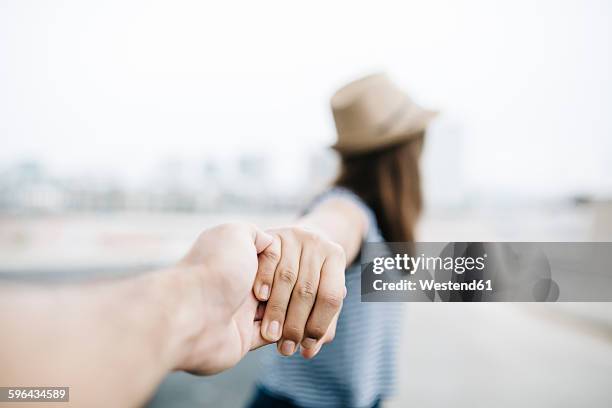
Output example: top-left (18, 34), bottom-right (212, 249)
top-left (1, 0), bottom-right (611, 203)
top-left (0, 150), bottom-right (338, 214)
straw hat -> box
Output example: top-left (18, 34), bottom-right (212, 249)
top-left (331, 73), bottom-right (437, 155)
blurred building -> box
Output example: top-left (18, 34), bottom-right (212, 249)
top-left (0, 151), bottom-right (338, 215)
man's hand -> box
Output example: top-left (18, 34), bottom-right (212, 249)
top-left (170, 223), bottom-right (274, 375)
top-left (253, 227), bottom-right (347, 359)
top-left (0, 222), bottom-right (275, 407)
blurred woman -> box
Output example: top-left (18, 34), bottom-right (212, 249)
top-left (249, 73), bottom-right (437, 408)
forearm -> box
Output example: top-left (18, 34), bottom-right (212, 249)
top-left (0, 267), bottom-right (200, 407)
top-left (295, 198), bottom-right (368, 265)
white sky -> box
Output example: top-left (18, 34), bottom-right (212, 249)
top-left (1, 0), bottom-right (611, 196)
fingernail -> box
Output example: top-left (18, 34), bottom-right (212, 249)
top-left (267, 320), bottom-right (280, 339)
top-left (343, 286), bottom-right (348, 298)
top-left (281, 340), bottom-right (296, 355)
top-left (259, 284), bottom-right (270, 300)
top-left (301, 337), bottom-right (317, 349)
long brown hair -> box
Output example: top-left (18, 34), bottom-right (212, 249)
top-left (335, 132), bottom-right (424, 243)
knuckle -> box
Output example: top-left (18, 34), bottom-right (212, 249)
top-left (290, 226), bottom-right (306, 235)
top-left (290, 226), bottom-right (318, 242)
top-left (302, 231), bottom-right (320, 246)
top-left (328, 242), bottom-right (346, 261)
top-left (295, 281), bottom-right (316, 302)
top-left (283, 324), bottom-right (304, 341)
top-left (268, 302), bottom-right (286, 316)
top-left (256, 274), bottom-right (273, 286)
top-left (305, 325), bottom-right (327, 340)
top-left (278, 267), bottom-right (297, 284)
top-left (261, 243), bottom-right (280, 263)
top-left (321, 291), bottom-right (343, 309)
top-left (282, 226), bottom-right (300, 239)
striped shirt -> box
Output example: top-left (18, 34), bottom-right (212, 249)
top-left (258, 187), bottom-right (404, 408)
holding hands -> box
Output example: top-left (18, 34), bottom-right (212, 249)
top-left (0, 214), bottom-right (357, 407)
top-left (175, 223), bottom-right (347, 375)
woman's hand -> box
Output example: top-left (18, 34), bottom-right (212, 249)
top-left (253, 227), bottom-right (347, 359)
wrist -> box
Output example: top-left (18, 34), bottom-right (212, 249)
top-left (153, 263), bottom-right (209, 371)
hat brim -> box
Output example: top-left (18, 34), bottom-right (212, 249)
top-left (332, 109), bottom-right (438, 155)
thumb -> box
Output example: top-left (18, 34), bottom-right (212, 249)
top-left (253, 228), bottom-right (274, 254)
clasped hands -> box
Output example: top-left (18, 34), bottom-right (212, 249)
top-left (168, 223), bottom-right (347, 375)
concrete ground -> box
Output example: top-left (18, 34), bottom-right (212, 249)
top-left (147, 303), bottom-right (612, 408)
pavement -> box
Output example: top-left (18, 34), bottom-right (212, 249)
top-left (147, 303), bottom-right (612, 408)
